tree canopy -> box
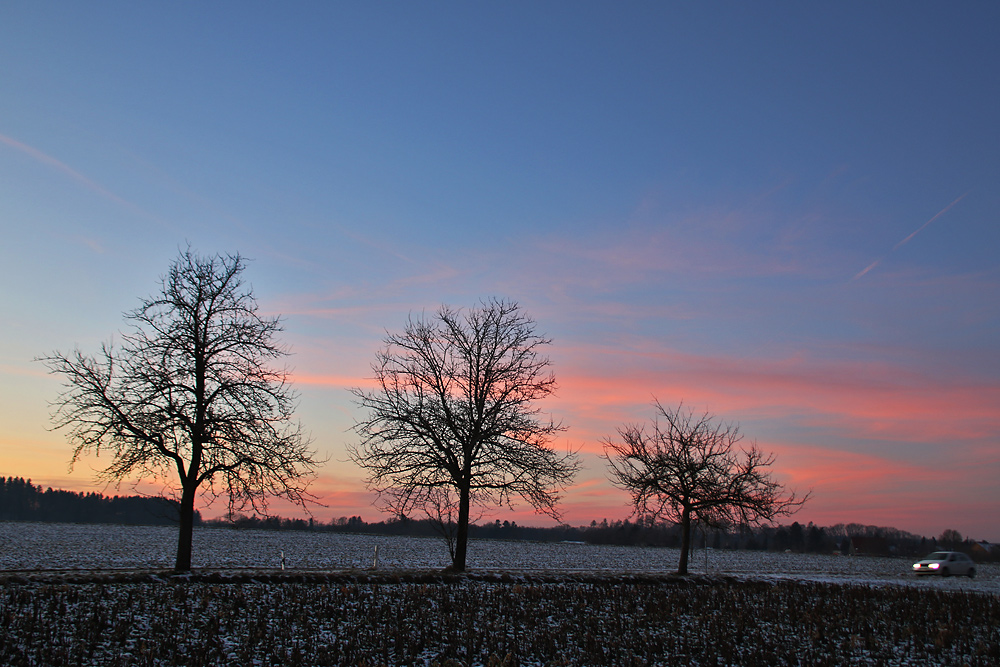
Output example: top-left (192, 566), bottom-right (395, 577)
top-left (41, 248), bottom-right (319, 570)
top-left (604, 400), bottom-right (807, 574)
top-left (350, 298), bottom-right (579, 570)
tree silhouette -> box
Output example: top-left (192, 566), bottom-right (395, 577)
top-left (350, 298), bottom-right (578, 571)
top-left (939, 529), bottom-right (963, 549)
top-left (40, 249), bottom-right (318, 571)
top-left (604, 400), bottom-right (807, 574)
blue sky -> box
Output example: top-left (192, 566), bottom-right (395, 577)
top-left (2, 2), bottom-right (998, 541)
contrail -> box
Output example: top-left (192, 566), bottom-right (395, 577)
top-left (893, 192), bottom-right (970, 250)
top-left (0, 132), bottom-right (158, 222)
top-left (0, 133), bottom-right (124, 203)
top-left (852, 192), bottom-right (970, 281)
top-left (852, 258), bottom-right (881, 281)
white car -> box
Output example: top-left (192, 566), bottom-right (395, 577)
top-left (912, 551), bottom-right (976, 578)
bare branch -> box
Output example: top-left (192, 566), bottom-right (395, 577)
top-left (39, 247), bottom-right (320, 570)
top-left (603, 399), bottom-right (808, 574)
top-left (350, 297), bottom-right (578, 570)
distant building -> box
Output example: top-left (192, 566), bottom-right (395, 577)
top-left (971, 541), bottom-right (1000, 561)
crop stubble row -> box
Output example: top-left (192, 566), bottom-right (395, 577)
top-left (2, 575), bottom-right (998, 666)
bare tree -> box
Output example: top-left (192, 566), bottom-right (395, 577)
top-left (604, 400), bottom-right (807, 575)
top-left (939, 529), bottom-right (963, 549)
top-left (40, 249), bottom-right (319, 571)
top-left (350, 298), bottom-right (579, 571)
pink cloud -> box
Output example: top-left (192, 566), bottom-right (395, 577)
top-left (290, 372), bottom-right (376, 390)
top-left (548, 340), bottom-right (1000, 447)
top-left (526, 208), bottom-right (818, 292)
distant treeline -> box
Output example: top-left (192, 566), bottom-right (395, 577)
top-left (6, 476), bottom-right (993, 561)
top-left (0, 477), bottom-right (200, 526)
top-left (208, 513), bottom-right (994, 560)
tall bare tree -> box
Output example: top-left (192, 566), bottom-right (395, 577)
top-left (40, 249), bottom-right (318, 571)
top-left (604, 400), bottom-right (807, 574)
top-left (350, 298), bottom-right (579, 571)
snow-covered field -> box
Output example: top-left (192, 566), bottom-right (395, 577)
top-left (3, 522), bottom-right (998, 666)
top-left (2, 521), bottom-right (997, 593)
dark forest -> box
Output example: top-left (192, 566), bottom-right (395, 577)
top-left (0, 476), bottom-right (199, 526)
top-left (4, 476), bottom-right (994, 561)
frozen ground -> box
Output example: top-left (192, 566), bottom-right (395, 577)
top-left (1, 521), bottom-right (996, 594)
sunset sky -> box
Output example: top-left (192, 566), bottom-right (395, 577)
top-left (2, 3), bottom-right (998, 541)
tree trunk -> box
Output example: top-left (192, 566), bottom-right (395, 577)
top-left (451, 484), bottom-right (472, 572)
top-left (677, 506), bottom-right (692, 575)
top-left (175, 483), bottom-right (197, 571)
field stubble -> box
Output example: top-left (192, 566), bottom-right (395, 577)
top-left (1, 523), bottom-right (998, 666)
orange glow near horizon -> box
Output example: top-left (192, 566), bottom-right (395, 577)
top-left (6, 322), bottom-right (998, 543)
top-left (7, 430), bottom-right (990, 542)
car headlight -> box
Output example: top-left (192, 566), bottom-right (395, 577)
top-left (929, 563), bottom-right (939, 569)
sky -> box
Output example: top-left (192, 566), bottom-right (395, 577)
top-left (2, 2), bottom-right (998, 542)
